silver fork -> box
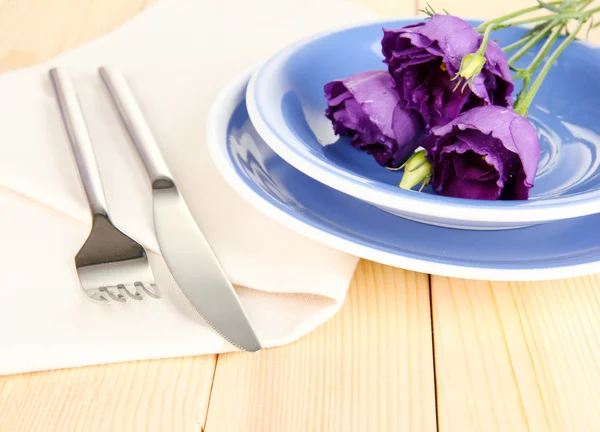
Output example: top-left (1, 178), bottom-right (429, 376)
top-left (49, 67), bottom-right (160, 303)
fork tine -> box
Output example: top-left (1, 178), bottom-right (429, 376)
top-left (118, 284), bottom-right (144, 300)
top-left (99, 287), bottom-right (127, 302)
top-left (50, 67), bottom-right (161, 304)
top-left (138, 282), bottom-right (161, 299)
top-left (87, 289), bottom-right (111, 303)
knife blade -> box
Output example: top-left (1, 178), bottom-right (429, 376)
top-left (99, 65), bottom-right (262, 352)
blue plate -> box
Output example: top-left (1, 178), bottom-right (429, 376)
top-left (206, 68), bottom-right (600, 281)
top-left (246, 18), bottom-right (600, 230)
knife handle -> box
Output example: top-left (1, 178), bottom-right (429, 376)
top-left (50, 68), bottom-right (110, 217)
top-left (99, 66), bottom-right (174, 190)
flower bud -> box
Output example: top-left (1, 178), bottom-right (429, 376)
top-left (452, 53), bottom-right (486, 92)
top-left (458, 53), bottom-right (486, 79)
top-left (399, 150), bottom-right (432, 191)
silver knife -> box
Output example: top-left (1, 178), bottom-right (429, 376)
top-left (98, 66), bottom-right (262, 352)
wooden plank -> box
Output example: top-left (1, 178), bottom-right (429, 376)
top-left (205, 260), bottom-right (436, 432)
top-left (431, 277), bottom-right (532, 431)
top-left (413, 0), bottom-right (600, 430)
top-left (0, 356), bottom-right (217, 432)
top-left (0, 0), bottom-right (154, 74)
top-left (0, 1), bottom-right (218, 432)
top-left (432, 275), bottom-right (600, 431)
top-left (416, 0), bottom-right (522, 18)
top-left (350, 0), bottom-right (416, 16)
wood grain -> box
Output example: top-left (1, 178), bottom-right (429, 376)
top-left (431, 275), bottom-right (600, 431)
top-left (8, 1), bottom-right (600, 432)
top-left (416, 0), bottom-right (518, 17)
top-left (0, 0), bottom-right (154, 74)
top-left (411, 1), bottom-right (600, 430)
top-left (0, 0), bottom-right (434, 431)
top-left (0, 356), bottom-right (217, 432)
top-left (350, 0), bottom-right (416, 16)
top-left (0, 1), bottom-right (218, 432)
top-left (0, 1), bottom-right (434, 431)
top-left (205, 260), bottom-right (436, 432)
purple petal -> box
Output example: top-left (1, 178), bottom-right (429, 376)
top-left (424, 105), bottom-right (540, 200)
top-left (437, 137), bottom-right (503, 199)
top-left (324, 70), bottom-right (424, 167)
top-left (381, 14), bottom-right (514, 128)
top-left (443, 176), bottom-right (501, 200)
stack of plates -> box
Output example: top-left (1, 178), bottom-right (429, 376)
top-left (206, 18), bottom-right (600, 281)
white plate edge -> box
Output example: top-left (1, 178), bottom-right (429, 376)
top-left (205, 66), bottom-right (600, 282)
top-left (244, 17), bottom-right (600, 226)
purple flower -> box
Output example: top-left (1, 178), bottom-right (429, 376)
top-left (381, 14), bottom-right (514, 129)
top-left (324, 70), bottom-right (424, 168)
top-left (421, 105), bottom-right (540, 200)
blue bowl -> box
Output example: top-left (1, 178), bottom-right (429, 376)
top-left (206, 68), bottom-right (600, 280)
top-left (246, 18), bottom-right (600, 230)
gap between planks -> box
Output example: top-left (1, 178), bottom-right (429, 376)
top-left (203, 260), bottom-right (437, 432)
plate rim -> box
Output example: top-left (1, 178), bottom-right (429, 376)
top-left (245, 17), bottom-right (600, 226)
top-left (206, 66), bottom-right (600, 282)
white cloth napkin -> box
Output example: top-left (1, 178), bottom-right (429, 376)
top-left (0, 0), bottom-right (376, 375)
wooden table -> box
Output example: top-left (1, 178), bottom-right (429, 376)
top-left (1, 0), bottom-right (599, 431)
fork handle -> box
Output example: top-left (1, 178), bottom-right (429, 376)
top-left (99, 66), bottom-right (174, 190)
top-left (50, 68), bottom-right (110, 217)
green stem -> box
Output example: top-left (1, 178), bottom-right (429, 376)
top-left (476, 0), bottom-right (588, 33)
top-left (476, 4), bottom-right (544, 32)
top-left (514, 18), bottom-right (587, 116)
top-left (513, 23), bottom-right (565, 107)
top-left (504, 12), bottom-right (579, 27)
top-left (503, 5), bottom-right (600, 28)
top-left (577, 0), bottom-right (594, 10)
top-left (540, 0), bottom-right (594, 12)
top-left (525, 23), bottom-right (565, 73)
top-left (520, 75), bottom-right (531, 103)
top-left (508, 19), bottom-right (558, 64)
top-left (477, 23), bottom-right (496, 55)
top-left (503, 33), bottom-right (535, 52)
top-left (480, 0), bottom-right (593, 33)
